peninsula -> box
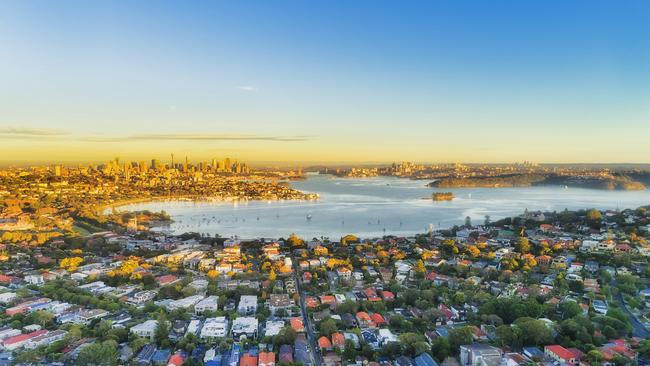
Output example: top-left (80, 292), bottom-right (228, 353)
top-left (325, 162), bottom-right (649, 191)
top-left (428, 173), bottom-right (646, 191)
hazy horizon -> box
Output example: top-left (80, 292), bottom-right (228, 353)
top-left (5, 157), bottom-right (650, 170)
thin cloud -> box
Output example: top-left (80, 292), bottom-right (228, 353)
top-left (236, 86), bottom-right (259, 92)
top-left (0, 127), bottom-right (313, 143)
top-left (0, 127), bottom-right (68, 136)
top-left (82, 133), bottom-right (313, 142)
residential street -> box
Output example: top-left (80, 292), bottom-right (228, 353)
top-left (293, 255), bottom-right (322, 366)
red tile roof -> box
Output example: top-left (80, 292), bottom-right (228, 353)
top-left (305, 297), bottom-right (320, 308)
top-left (156, 274), bottom-right (178, 285)
top-left (320, 295), bottom-right (336, 304)
top-left (2, 329), bottom-right (47, 346)
top-left (546, 345), bottom-right (575, 360)
top-left (318, 336), bottom-right (332, 349)
top-left (258, 352), bottom-right (275, 366)
top-left (370, 313), bottom-right (385, 325)
top-left (240, 353), bottom-right (258, 366)
top-left (356, 311), bottom-right (371, 321)
top-left (332, 332), bottom-right (345, 347)
top-left (290, 317), bottom-right (305, 332)
top-left (168, 353), bottom-right (185, 366)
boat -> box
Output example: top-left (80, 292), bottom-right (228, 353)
top-left (306, 214), bottom-right (312, 221)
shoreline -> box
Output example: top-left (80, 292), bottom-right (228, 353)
top-left (97, 194), bottom-right (320, 214)
top-left (90, 176), bottom-right (650, 238)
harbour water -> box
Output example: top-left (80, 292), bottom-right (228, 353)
top-left (117, 174), bottom-right (650, 239)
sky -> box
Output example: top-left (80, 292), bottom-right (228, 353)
top-left (1, 0), bottom-right (649, 166)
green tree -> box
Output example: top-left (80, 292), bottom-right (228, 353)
top-left (558, 317), bottom-right (593, 347)
top-left (107, 327), bottom-right (128, 344)
top-left (638, 339), bottom-right (650, 358)
top-left (413, 341), bottom-right (431, 356)
top-left (430, 336), bottom-right (451, 362)
top-left (75, 340), bottom-right (119, 366)
top-left (496, 325), bottom-right (519, 349)
top-left (586, 350), bottom-right (604, 366)
top-left (452, 292), bottom-right (466, 306)
top-left (568, 280), bottom-right (584, 293)
top-left (336, 301), bottom-right (358, 315)
top-left (273, 327), bottom-right (297, 346)
top-left (27, 310), bottom-right (54, 327)
top-left (380, 342), bottom-right (402, 357)
top-left (398, 332), bottom-right (426, 357)
top-left (558, 301), bottom-right (582, 320)
top-left (586, 209), bottom-right (602, 222)
top-left (130, 336), bottom-right (148, 353)
top-left (319, 318), bottom-right (338, 336)
top-left (448, 327), bottom-right (473, 353)
top-left (95, 320), bottom-right (113, 340)
top-left (479, 297), bottom-right (543, 324)
top-left (154, 316), bottom-right (170, 347)
top-left (13, 349), bottom-right (42, 365)
top-left (616, 275), bottom-right (639, 295)
top-left (65, 325), bottom-right (83, 342)
top-left (343, 340), bottom-right (357, 360)
top-left (514, 318), bottom-right (553, 346)
top-left (389, 315), bottom-right (405, 330)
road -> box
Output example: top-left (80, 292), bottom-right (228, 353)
top-left (611, 280), bottom-right (650, 338)
top-left (292, 255), bottom-right (322, 366)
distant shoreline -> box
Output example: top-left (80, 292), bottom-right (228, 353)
top-left (427, 174), bottom-right (646, 191)
top-left (320, 173), bottom-right (647, 191)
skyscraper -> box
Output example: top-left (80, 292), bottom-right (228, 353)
top-left (224, 158), bottom-right (232, 172)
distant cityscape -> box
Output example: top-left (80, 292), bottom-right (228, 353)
top-left (56, 156), bottom-right (254, 176)
top-left (0, 155), bottom-right (316, 241)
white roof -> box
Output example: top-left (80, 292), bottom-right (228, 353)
top-left (131, 319), bottom-right (157, 332)
top-left (232, 317), bottom-right (258, 333)
top-left (264, 320), bottom-right (285, 337)
top-left (167, 295), bottom-right (204, 310)
top-left (196, 296), bottom-right (219, 308)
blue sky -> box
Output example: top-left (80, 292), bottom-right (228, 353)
top-left (1, 1), bottom-right (649, 164)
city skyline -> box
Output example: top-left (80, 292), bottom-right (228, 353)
top-left (2, 1), bottom-right (650, 164)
